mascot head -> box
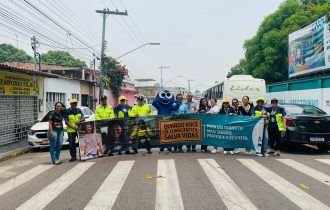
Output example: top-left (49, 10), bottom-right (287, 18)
top-left (156, 90), bottom-right (174, 106)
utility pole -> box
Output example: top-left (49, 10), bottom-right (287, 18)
top-left (96, 8), bottom-right (128, 99)
top-left (187, 79), bottom-right (194, 92)
top-left (31, 36), bottom-right (38, 71)
top-left (159, 66), bottom-right (170, 89)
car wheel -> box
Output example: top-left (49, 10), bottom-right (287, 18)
top-left (317, 145), bottom-right (329, 153)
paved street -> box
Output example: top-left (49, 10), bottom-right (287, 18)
top-left (0, 146), bottom-right (329, 210)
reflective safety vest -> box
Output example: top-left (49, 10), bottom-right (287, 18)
top-left (269, 107), bottom-right (286, 131)
top-left (130, 127), bottom-right (153, 139)
top-left (130, 104), bottom-right (152, 117)
top-left (254, 106), bottom-right (268, 117)
top-left (95, 104), bottom-right (114, 120)
top-left (66, 108), bottom-right (83, 133)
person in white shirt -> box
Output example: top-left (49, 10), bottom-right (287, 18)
top-left (184, 92), bottom-right (199, 152)
top-left (207, 98), bottom-right (221, 154)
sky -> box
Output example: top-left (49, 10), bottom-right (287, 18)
top-left (0, 0), bottom-right (284, 91)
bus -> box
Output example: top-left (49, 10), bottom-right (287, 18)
top-left (205, 75), bottom-right (266, 103)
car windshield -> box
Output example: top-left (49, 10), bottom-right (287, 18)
top-left (40, 111), bottom-right (52, 122)
top-left (283, 105), bottom-right (327, 115)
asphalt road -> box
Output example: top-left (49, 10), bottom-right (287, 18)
top-left (0, 145), bottom-right (329, 210)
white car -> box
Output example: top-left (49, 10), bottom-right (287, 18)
top-left (28, 106), bottom-right (95, 148)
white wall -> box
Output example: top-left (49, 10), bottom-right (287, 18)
top-left (267, 88), bottom-right (330, 114)
top-left (42, 77), bottom-right (81, 115)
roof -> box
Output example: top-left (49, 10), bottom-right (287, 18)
top-left (0, 63), bottom-right (59, 78)
top-left (135, 78), bottom-right (156, 82)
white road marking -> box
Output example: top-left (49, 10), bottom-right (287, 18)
top-left (17, 162), bottom-right (94, 210)
top-left (84, 161), bottom-right (134, 210)
top-left (0, 166), bottom-right (15, 178)
top-left (316, 159), bottom-right (330, 166)
top-left (198, 159), bottom-right (257, 210)
top-left (277, 159), bottom-right (330, 186)
top-left (0, 165), bottom-right (53, 197)
top-left (155, 159), bottom-right (184, 210)
top-left (239, 159), bottom-right (329, 210)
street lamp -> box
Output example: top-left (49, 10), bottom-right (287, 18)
top-left (116, 42), bottom-right (160, 59)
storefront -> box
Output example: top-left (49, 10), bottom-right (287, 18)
top-left (0, 64), bottom-right (57, 145)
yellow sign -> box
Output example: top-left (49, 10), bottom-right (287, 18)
top-left (0, 71), bottom-right (39, 96)
top-left (159, 119), bottom-right (202, 144)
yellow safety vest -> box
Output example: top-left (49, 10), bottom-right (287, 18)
top-left (130, 127), bottom-right (153, 139)
top-left (95, 104), bottom-right (114, 120)
top-left (130, 104), bottom-right (152, 117)
top-left (66, 108), bottom-right (83, 133)
top-left (275, 113), bottom-right (285, 131)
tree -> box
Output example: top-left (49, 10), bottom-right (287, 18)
top-left (227, 59), bottom-right (247, 78)
top-left (102, 56), bottom-right (128, 98)
top-left (243, 0), bottom-right (330, 83)
top-left (0, 43), bottom-right (33, 63)
top-left (41, 50), bottom-right (87, 67)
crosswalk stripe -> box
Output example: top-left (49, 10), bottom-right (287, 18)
top-left (0, 165), bottom-right (53, 197)
top-left (277, 159), bottom-right (330, 186)
top-left (84, 161), bottom-right (135, 210)
top-left (155, 159), bottom-right (184, 210)
top-left (17, 162), bottom-right (94, 210)
top-left (198, 159), bottom-right (257, 210)
top-left (239, 159), bottom-right (329, 210)
top-left (316, 159), bottom-right (330, 166)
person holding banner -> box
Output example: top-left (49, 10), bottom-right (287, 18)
top-left (267, 98), bottom-right (286, 157)
top-left (114, 96), bottom-right (131, 118)
top-left (130, 119), bottom-right (153, 155)
top-left (239, 96), bottom-right (254, 154)
top-left (219, 99), bottom-right (235, 155)
top-left (130, 96), bottom-right (153, 117)
top-left (207, 98), bottom-right (221, 154)
top-left (254, 97), bottom-right (270, 157)
top-left (198, 98), bottom-right (211, 152)
top-left (230, 98), bottom-right (242, 154)
top-left (172, 94), bottom-right (184, 153)
top-left (184, 92), bottom-right (199, 152)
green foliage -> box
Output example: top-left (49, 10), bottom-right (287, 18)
top-left (227, 59), bottom-right (247, 78)
top-left (41, 50), bottom-right (87, 67)
top-left (103, 56), bottom-right (128, 98)
top-left (243, 0), bottom-right (330, 83)
top-left (0, 43), bottom-right (33, 62)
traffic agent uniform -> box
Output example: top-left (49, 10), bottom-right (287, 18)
top-left (65, 99), bottom-right (84, 161)
top-left (95, 104), bottom-right (115, 120)
top-left (130, 103), bottom-right (152, 117)
top-left (267, 101), bottom-right (286, 156)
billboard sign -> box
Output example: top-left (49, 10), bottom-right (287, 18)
top-left (288, 15), bottom-right (330, 77)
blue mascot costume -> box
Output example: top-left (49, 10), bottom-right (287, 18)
top-left (152, 90), bottom-right (175, 115)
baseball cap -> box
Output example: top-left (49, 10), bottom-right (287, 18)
top-left (137, 96), bottom-right (144, 101)
top-left (256, 97), bottom-right (265, 102)
top-left (70, 98), bottom-right (78, 104)
top-left (119, 96), bottom-right (126, 101)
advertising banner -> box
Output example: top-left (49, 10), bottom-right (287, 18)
top-left (0, 71), bottom-right (39, 96)
top-left (78, 114), bottom-right (264, 161)
top-left (288, 15), bottom-right (330, 77)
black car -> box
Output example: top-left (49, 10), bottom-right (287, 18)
top-left (281, 104), bottom-right (330, 152)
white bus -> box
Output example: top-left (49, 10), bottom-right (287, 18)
top-left (205, 75), bottom-right (266, 103)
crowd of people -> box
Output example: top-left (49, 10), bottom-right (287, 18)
top-left (47, 92), bottom-right (286, 164)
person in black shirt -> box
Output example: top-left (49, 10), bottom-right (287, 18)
top-left (48, 102), bottom-right (65, 165)
top-left (219, 99), bottom-right (235, 155)
top-left (198, 98), bottom-right (210, 152)
top-left (238, 96), bottom-right (254, 116)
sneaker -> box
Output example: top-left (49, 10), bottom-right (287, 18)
top-left (148, 151), bottom-right (152, 154)
top-left (211, 149), bottom-right (218, 154)
top-left (69, 158), bottom-right (77, 162)
top-left (186, 149), bottom-right (191, 153)
top-left (192, 149), bottom-right (197, 153)
top-left (201, 150), bottom-right (206, 153)
top-left (223, 151), bottom-right (228, 155)
top-left (118, 151), bottom-right (122, 155)
top-left (256, 153), bottom-right (264, 157)
top-left (229, 151), bottom-right (235, 155)
top-left (263, 153), bottom-right (270, 157)
top-left (55, 160), bottom-right (62, 165)
top-left (276, 152), bottom-right (280, 157)
top-left (108, 153), bottom-right (114, 156)
top-left (233, 149), bottom-right (240, 154)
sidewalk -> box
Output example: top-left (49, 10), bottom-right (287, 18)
top-left (0, 140), bottom-right (32, 162)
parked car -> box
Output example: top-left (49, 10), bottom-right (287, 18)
top-left (28, 106), bottom-right (95, 147)
top-left (281, 104), bottom-right (330, 152)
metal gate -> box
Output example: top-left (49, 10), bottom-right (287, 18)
top-left (0, 95), bottom-right (38, 145)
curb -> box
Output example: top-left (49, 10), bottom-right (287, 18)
top-left (0, 146), bottom-right (33, 163)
